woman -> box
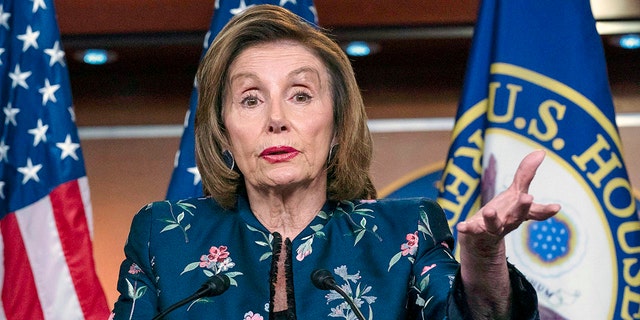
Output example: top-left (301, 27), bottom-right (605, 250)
top-left (111, 5), bottom-right (560, 319)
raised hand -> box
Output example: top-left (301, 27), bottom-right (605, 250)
top-left (457, 149), bottom-right (561, 249)
top-left (456, 150), bottom-right (561, 320)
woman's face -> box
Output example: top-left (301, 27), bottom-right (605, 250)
top-left (223, 41), bottom-right (335, 193)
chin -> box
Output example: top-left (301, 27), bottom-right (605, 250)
top-left (266, 167), bottom-right (305, 181)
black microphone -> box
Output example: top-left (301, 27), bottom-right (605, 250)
top-left (311, 269), bottom-right (366, 320)
top-left (152, 274), bottom-right (231, 320)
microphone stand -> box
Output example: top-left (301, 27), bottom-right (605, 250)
top-left (311, 269), bottom-right (366, 320)
top-left (152, 274), bottom-right (230, 320)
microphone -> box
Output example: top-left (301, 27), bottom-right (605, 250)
top-left (311, 269), bottom-right (366, 320)
top-left (152, 274), bottom-right (231, 320)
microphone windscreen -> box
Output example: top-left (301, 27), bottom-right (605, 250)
top-left (203, 274), bottom-right (231, 296)
top-left (311, 269), bottom-right (335, 290)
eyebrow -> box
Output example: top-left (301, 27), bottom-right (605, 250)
top-left (229, 72), bottom-right (259, 85)
top-left (289, 66), bottom-right (322, 82)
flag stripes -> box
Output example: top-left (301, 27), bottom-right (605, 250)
top-left (1, 213), bottom-right (45, 320)
top-left (1, 178), bottom-right (107, 319)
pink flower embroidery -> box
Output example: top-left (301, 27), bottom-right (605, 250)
top-left (244, 311), bottom-right (264, 320)
top-left (421, 263), bottom-right (437, 276)
top-left (200, 246), bottom-right (230, 268)
top-left (400, 232), bottom-right (419, 256)
top-left (128, 263), bottom-right (142, 275)
top-left (297, 248), bottom-right (311, 261)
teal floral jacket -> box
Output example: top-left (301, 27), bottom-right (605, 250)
top-left (111, 196), bottom-right (538, 319)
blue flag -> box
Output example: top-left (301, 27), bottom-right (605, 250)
top-left (0, 0), bottom-right (109, 318)
top-left (166, 0), bottom-right (318, 200)
top-left (437, 0), bottom-right (640, 318)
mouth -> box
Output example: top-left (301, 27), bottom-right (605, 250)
top-left (260, 146), bottom-right (299, 163)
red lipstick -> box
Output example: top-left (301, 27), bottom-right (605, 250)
top-left (260, 146), bottom-right (299, 163)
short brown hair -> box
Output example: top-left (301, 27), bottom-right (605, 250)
top-left (195, 4), bottom-right (376, 208)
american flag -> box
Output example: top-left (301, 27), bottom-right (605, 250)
top-left (0, 0), bottom-right (109, 319)
top-left (166, 0), bottom-right (318, 200)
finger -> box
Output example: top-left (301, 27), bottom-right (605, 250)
top-left (456, 218), bottom-right (482, 234)
top-left (456, 207), bottom-right (500, 235)
top-left (527, 203), bottom-right (561, 221)
top-left (482, 207), bottom-right (502, 235)
top-left (456, 220), bottom-right (471, 234)
top-left (512, 150), bottom-right (546, 193)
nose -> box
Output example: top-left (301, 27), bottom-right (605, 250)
top-left (269, 123), bottom-right (287, 133)
top-left (268, 101), bottom-right (288, 133)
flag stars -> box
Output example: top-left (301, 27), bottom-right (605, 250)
top-left (17, 25), bottom-right (40, 52)
top-left (56, 134), bottom-right (80, 160)
top-left (230, 0), bottom-right (253, 15)
top-left (18, 158), bottom-right (43, 184)
top-left (0, 181), bottom-right (4, 199)
top-left (4, 103), bottom-right (20, 126)
top-left (187, 166), bottom-right (201, 185)
top-left (173, 150), bottom-right (181, 167)
top-left (183, 110), bottom-right (191, 128)
top-left (9, 64), bottom-right (32, 89)
top-left (309, 6), bottom-right (318, 24)
top-left (0, 140), bottom-right (9, 162)
top-left (28, 119), bottom-right (49, 146)
top-left (0, 5), bottom-right (10, 30)
top-left (44, 41), bottom-right (66, 67)
top-left (203, 31), bottom-right (211, 49)
top-left (0, 48), bottom-right (5, 65)
top-left (39, 79), bottom-right (60, 105)
top-left (68, 106), bottom-right (76, 122)
top-left (279, 0), bottom-right (296, 6)
top-left (31, 0), bottom-right (47, 13)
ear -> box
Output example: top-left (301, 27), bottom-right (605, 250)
top-left (328, 142), bottom-right (339, 164)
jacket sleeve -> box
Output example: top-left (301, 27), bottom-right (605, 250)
top-left (446, 261), bottom-right (540, 320)
top-left (410, 199), bottom-right (540, 319)
top-left (111, 203), bottom-right (159, 319)
top-left (407, 199), bottom-right (459, 319)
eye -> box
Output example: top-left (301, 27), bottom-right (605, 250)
top-left (240, 93), bottom-right (261, 108)
top-left (292, 90), bottom-right (312, 103)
